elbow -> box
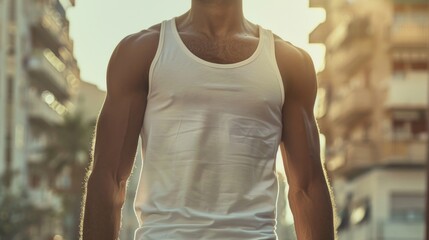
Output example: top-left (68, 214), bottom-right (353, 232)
top-left (288, 174), bottom-right (329, 201)
top-left (86, 170), bottom-right (127, 209)
top-left (295, 165), bottom-right (327, 196)
top-left (288, 184), bottom-right (312, 204)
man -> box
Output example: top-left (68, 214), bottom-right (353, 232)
top-left (81, 0), bottom-right (337, 239)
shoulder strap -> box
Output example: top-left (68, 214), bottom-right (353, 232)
top-left (147, 20), bottom-right (167, 97)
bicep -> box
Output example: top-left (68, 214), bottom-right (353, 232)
top-left (91, 92), bottom-right (146, 182)
top-left (90, 35), bottom-right (148, 183)
top-left (280, 47), bottom-right (323, 191)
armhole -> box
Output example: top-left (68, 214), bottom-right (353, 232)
top-left (268, 31), bottom-right (285, 109)
top-left (147, 20), bottom-right (166, 98)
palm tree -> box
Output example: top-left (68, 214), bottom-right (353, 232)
top-left (43, 111), bottom-right (94, 181)
top-left (40, 110), bottom-right (96, 240)
top-left (0, 186), bottom-right (57, 239)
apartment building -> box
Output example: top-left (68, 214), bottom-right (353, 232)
top-left (0, 0), bottom-right (80, 238)
top-left (310, 0), bottom-right (428, 239)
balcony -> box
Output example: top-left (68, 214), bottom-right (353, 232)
top-left (330, 38), bottom-right (374, 76)
top-left (391, 12), bottom-right (429, 48)
top-left (60, 30), bottom-right (74, 52)
top-left (29, 5), bottom-right (67, 50)
top-left (329, 88), bottom-right (373, 125)
top-left (27, 90), bottom-right (64, 125)
top-left (310, 21), bottom-right (330, 44)
top-left (327, 141), bottom-right (376, 177)
top-left (309, 0), bottom-right (326, 8)
top-left (393, 0), bottom-right (429, 5)
top-left (380, 140), bottom-right (427, 165)
top-left (326, 16), bottom-right (372, 49)
top-left (391, 21), bottom-right (429, 48)
top-left (27, 49), bottom-right (70, 100)
top-left (386, 72), bottom-right (428, 109)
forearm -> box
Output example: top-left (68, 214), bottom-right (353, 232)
top-left (80, 173), bottom-right (126, 240)
top-left (288, 177), bottom-right (336, 240)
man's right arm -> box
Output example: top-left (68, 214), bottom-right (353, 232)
top-left (80, 25), bottom-right (161, 240)
top-left (276, 39), bottom-right (337, 240)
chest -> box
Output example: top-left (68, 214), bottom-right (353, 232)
top-left (178, 34), bottom-right (260, 64)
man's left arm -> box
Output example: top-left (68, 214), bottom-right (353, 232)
top-left (277, 44), bottom-right (337, 240)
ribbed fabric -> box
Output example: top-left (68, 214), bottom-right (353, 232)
top-left (133, 17), bottom-right (285, 240)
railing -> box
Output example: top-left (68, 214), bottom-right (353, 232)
top-left (27, 49), bottom-right (69, 98)
top-left (380, 140), bottom-right (427, 165)
top-left (343, 142), bottom-right (375, 176)
top-left (310, 21), bottom-right (329, 44)
top-left (326, 141), bottom-right (375, 176)
top-left (309, 0), bottom-right (326, 8)
top-left (27, 89), bottom-right (63, 124)
top-left (60, 30), bottom-right (74, 51)
top-left (40, 7), bottom-right (63, 35)
top-left (330, 88), bottom-right (373, 124)
top-left (30, 5), bottom-right (73, 49)
top-left (386, 72), bottom-right (428, 108)
top-left (331, 38), bottom-right (374, 75)
top-left (391, 15), bottom-right (429, 46)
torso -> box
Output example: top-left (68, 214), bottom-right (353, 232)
top-left (132, 18), bottom-right (303, 110)
top-left (134, 19), bottom-right (285, 239)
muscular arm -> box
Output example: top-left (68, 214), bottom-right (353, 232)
top-left (276, 40), bottom-right (337, 240)
top-left (80, 26), bottom-right (160, 240)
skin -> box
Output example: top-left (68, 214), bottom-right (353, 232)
top-left (80, 0), bottom-right (337, 239)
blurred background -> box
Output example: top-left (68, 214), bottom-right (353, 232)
top-left (0, 0), bottom-right (427, 239)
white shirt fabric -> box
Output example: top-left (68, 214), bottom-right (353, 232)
top-left (133, 17), bottom-right (285, 240)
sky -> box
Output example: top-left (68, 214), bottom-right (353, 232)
top-left (67, 0), bottom-right (326, 91)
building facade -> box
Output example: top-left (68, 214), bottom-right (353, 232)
top-left (0, 0), bottom-right (81, 239)
top-left (311, 0), bottom-right (428, 239)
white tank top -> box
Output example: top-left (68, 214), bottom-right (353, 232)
top-left (134, 17), bottom-right (285, 240)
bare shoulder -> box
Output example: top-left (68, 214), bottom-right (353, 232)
top-left (271, 33), bottom-right (317, 101)
top-left (106, 23), bottom-right (163, 95)
top-left (111, 22), bottom-right (162, 61)
top-left (273, 34), bottom-right (315, 80)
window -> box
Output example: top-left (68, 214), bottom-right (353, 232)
top-left (391, 110), bottom-right (427, 140)
top-left (391, 192), bottom-right (425, 222)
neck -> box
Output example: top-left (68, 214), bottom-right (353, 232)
top-left (182, 0), bottom-right (246, 37)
